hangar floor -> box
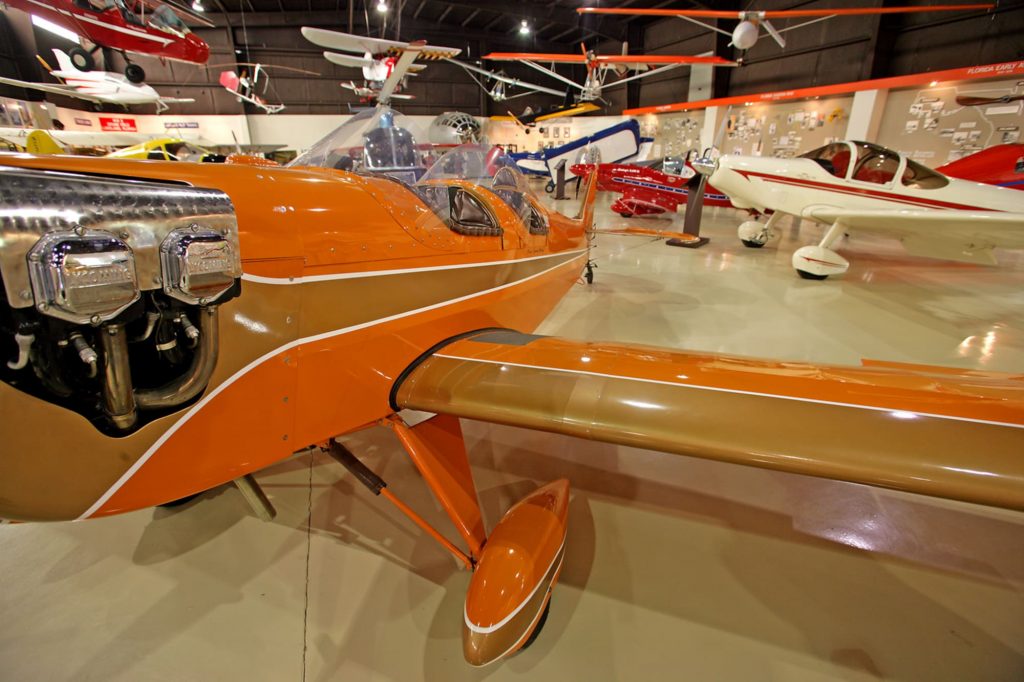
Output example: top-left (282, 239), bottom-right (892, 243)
top-left (2, 193), bottom-right (1022, 681)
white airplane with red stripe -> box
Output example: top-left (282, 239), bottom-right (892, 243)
top-left (0, 49), bottom-right (193, 114)
top-left (698, 140), bottom-right (1024, 279)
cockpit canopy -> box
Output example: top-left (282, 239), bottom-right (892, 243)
top-left (290, 110), bottom-right (547, 237)
top-left (800, 141), bottom-right (949, 189)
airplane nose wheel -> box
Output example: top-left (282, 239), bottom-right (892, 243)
top-left (124, 63), bottom-right (146, 84)
top-left (69, 47), bottom-right (95, 72)
top-left (796, 269), bottom-right (829, 280)
top-left (584, 260), bottom-right (596, 284)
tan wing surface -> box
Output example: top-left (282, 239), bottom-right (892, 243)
top-left (301, 27), bottom-right (460, 60)
top-left (393, 331), bottom-right (1024, 511)
top-left (804, 207), bottom-right (1024, 263)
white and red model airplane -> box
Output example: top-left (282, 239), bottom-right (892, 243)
top-left (302, 27), bottom-right (459, 103)
top-left (696, 140), bottom-right (1024, 279)
top-left (0, 49), bottom-right (193, 113)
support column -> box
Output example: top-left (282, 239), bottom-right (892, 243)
top-left (845, 89), bottom-right (888, 141)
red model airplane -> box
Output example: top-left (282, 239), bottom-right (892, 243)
top-left (936, 143), bottom-right (1024, 190)
top-left (4, 0), bottom-right (211, 82)
top-left (572, 156), bottom-right (733, 217)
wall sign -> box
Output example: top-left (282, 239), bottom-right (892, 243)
top-left (99, 117), bottom-right (138, 132)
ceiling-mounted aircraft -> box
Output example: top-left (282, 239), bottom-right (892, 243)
top-left (302, 27), bottom-right (460, 103)
top-left (485, 46), bottom-right (737, 103)
top-left (0, 48), bottom-right (193, 113)
top-left (449, 60), bottom-right (565, 103)
top-left (937, 143), bottom-right (1024, 190)
top-left (215, 63), bottom-right (317, 114)
top-left (2, 0), bottom-right (213, 83)
top-left (1, 113), bottom-right (1023, 667)
top-left (695, 140), bottom-right (1024, 279)
top-left (578, 4), bottom-right (994, 54)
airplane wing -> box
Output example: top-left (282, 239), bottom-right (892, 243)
top-left (302, 27), bottom-right (460, 60)
top-left (484, 53), bottom-right (737, 66)
top-left (804, 207), bottom-right (1024, 264)
top-left (323, 51), bottom-right (375, 69)
top-left (0, 76), bottom-right (104, 103)
top-left (578, 5), bottom-right (995, 19)
top-left (392, 330), bottom-right (1024, 511)
top-left (377, 41), bottom-right (424, 105)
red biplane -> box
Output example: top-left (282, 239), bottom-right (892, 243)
top-left (572, 156), bottom-right (733, 217)
top-left (4, 0), bottom-right (211, 82)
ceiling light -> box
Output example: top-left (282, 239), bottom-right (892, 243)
top-left (929, 80), bottom-right (938, 87)
top-left (376, 0), bottom-right (388, 12)
top-left (31, 14), bottom-right (79, 42)
top-left (519, 20), bottom-right (530, 35)
top-left (191, 0), bottom-right (204, 11)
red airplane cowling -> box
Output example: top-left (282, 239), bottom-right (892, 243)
top-left (936, 144), bottom-right (1024, 191)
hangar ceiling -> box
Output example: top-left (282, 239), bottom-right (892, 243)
top-left (0, 1), bottom-right (1021, 117)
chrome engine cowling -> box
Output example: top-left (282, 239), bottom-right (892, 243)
top-left (0, 165), bottom-right (242, 433)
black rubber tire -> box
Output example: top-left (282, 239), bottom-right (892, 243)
top-left (520, 599), bottom-right (551, 651)
top-left (544, 181), bottom-right (555, 194)
top-left (158, 492), bottom-right (201, 508)
top-left (796, 269), bottom-right (829, 281)
top-left (68, 47), bottom-right (94, 72)
top-left (124, 63), bottom-right (146, 84)
top-left (740, 239), bottom-right (765, 248)
top-left (618, 212), bottom-right (632, 218)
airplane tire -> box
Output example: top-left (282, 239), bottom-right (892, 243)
top-left (68, 47), bottom-right (94, 72)
top-left (544, 181), bottom-right (555, 194)
top-left (740, 239), bottom-right (765, 248)
top-left (796, 269), bottom-right (828, 281)
top-left (519, 599), bottom-right (551, 651)
top-left (125, 63), bottom-right (146, 84)
top-left (618, 212), bottom-right (632, 218)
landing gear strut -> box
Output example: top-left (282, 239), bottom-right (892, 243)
top-left (584, 260), bottom-right (596, 284)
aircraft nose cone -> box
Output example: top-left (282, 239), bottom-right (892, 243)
top-left (188, 35), bottom-right (210, 64)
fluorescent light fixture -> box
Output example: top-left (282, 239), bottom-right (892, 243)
top-left (519, 19), bottom-right (530, 35)
top-left (192, 0), bottom-right (204, 11)
top-left (376, 0), bottom-right (388, 12)
top-left (31, 14), bottom-right (79, 43)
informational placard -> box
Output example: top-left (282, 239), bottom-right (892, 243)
top-left (73, 117), bottom-right (92, 126)
top-left (99, 117), bottom-right (137, 132)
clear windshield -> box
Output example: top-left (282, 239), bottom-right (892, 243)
top-left (288, 107), bottom-right (428, 180)
top-left (149, 4), bottom-right (190, 34)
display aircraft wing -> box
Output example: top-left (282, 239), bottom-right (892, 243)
top-left (484, 52), bottom-right (737, 67)
top-left (578, 4), bottom-right (994, 19)
top-left (803, 207), bottom-right (1024, 264)
top-left (392, 331), bottom-right (1023, 512)
top-left (323, 52), bottom-right (375, 69)
top-left (301, 27), bottom-right (460, 60)
top-left (377, 41), bottom-right (424, 105)
top-left (0, 75), bottom-right (103, 103)
top-left (490, 102), bottom-right (602, 126)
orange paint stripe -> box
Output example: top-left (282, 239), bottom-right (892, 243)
top-left (625, 60), bottom-right (1024, 115)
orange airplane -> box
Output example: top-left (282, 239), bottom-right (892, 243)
top-left (0, 108), bottom-right (1021, 667)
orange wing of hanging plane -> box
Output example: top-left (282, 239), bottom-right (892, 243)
top-left (484, 52), bottom-right (738, 66)
top-left (577, 4), bottom-right (994, 18)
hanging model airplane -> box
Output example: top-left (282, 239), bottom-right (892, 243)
top-left (695, 140), bottom-right (1024, 279)
top-left (0, 49), bottom-right (194, 113)
top-left (302, 27), bottom-right (460, 103)
top-left (449, 60), bottom-right (565, 102)
top-left (216, 63), bottom-right (316, 114)
top-left (578, 4), bottom-right (994, 54)
top-left (485, 45), bottom-right (738, 103)
top-left (2, 0), bottom-right (212, 82)
top-left (0, 126), bottom-right (1022, 666)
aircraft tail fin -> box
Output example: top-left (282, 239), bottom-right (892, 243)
top-left (51, 49), bottom-right (76, 73)
top-left (26, 130), bottom-right (65, 154)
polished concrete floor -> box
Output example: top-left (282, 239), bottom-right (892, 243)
top-left (2, 192), bottom-right (1023, 681)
